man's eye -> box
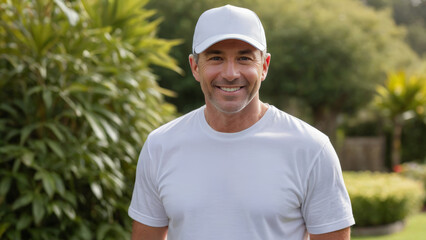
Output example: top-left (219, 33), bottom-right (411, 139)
top-left (239, 56), bottom-right (251, 61)
top-left (209, 56), bottom-right (222, 61)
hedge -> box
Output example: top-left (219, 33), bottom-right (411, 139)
top-left (344, 171), bottom-right (424, 227)
top-left (399, 162), bottom-right (426, 206)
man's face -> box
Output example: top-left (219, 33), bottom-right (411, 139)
top-left (190, 39), bottom-right (270, 114)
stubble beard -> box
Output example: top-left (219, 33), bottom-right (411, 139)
top-left (207, 90), bottom-right (259, 115)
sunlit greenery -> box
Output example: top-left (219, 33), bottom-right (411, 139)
top-left (0, 0), bottom-right (179, 239)
top-left (257, 0), bottom-right (418, 141)
top-left (344, 171), bottom-right (424, 226)
top-left (1, 0), bottom-right (425, 239)
top-left (374, 71), bottom-right (426, 167)
top-left (400, 162), bottom-right (426, 205)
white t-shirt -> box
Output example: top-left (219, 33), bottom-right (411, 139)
top-left (129, 105), bottom-right (355, 240)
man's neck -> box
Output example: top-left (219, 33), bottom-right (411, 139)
top-left (204, 100), bottom-right (269, 133)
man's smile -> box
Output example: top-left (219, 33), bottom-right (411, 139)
top-left (219, 86), bottom-right (243, 92)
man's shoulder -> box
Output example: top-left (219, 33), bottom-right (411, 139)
top-left (269, 106), bottom-right (329, 145)
top-left (149, 106), bottom-right (203, 139)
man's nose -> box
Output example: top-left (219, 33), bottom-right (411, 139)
top-left (222, 60), bottom-right (240, 81)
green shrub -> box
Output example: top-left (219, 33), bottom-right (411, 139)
top-left (344, 171), bottom-right (424, 227)
top-left (0, 0), bottom-right (179, 239)
top-left (399, 162), bottom-right (426, 206)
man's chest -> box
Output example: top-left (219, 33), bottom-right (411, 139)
top-left (155, 143), bottom-right (306, 223)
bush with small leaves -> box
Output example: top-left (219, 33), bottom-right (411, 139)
top-left (344, 171), bottom-right (424, 227)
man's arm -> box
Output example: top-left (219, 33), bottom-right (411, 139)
top-left (310, 227), bottom-right (351, 240)
top-left (131, 221), bottom-right (168, 240)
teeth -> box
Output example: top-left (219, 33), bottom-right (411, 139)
top-left (221, 87), bottom-right (241, 92)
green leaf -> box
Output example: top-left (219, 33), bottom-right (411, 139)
top-left (30, 62), bottom-right (47, 79)
top-left (12, 157), bottom-right (21, 173)
top-left (0, 176), bottom-right (12, 198)
top-left (90, 154), bottom-right (105, 170)
top-left (5, 129), bottom-right (21, 143)
top-left (63, 191), bottom-right (77, 207)
top-left (81, 0), bottom-right (98, 25)
top-left (12, 192), bottom-right (34, 210)
top-left (54, 0), bottom-right (80, 26)
top-left (45, 122), bottom-right (65, 142)
top-left (42, 89), bottom-right (53, 110)
top-left (27, 85), bottom-right (43, 96)
top-left (46, 139), bottom-right (65, 158)
top-left (64, 82), bottom-right (89, 93)
top-left (96, 223), bottom-right (111, 240)
top-left (21, 152), bottom-right (35, 167)
top-left (99, 118), bottom-right (118, 142)
top-left (0, 104), bottom-right (19, 120)
top-left (59, 93), bottom-right (82, 117)
top-left (16, 214), bottom-right (32, 231)
top-left (32, 140), bottom-right (47, 154)
top-left (93, 106), bottom-right (122, 126)
top-left (84, 112), bottom-right (107, 141)
top-left (20, 123), bottom-right (40, 145)
top-left (121, 140), bottom-right (137, 159)
top-left (32, 194), bottom-right (45, 225)
top-left (52, 173), bottom-right (65, 196)
top-left (51, 202), bottom-right (62, 218)
top-left (77, 223), bottom-right (93, 240)
top-left (41, 171), bottom-right (56, 198)
top-left (100, 153), bottom-right (116, 169)
top-left (63, 203), bottom-right (76, 220)
top-left (90, 182), bottom-right (103, 199)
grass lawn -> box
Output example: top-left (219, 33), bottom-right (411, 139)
top-left (351, 212), bottom-right (426, 240)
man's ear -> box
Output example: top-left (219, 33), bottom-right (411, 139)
top-left (189, 54), bottom-right (200, 82)
top-left (261, 53), bottom-right (271, 81)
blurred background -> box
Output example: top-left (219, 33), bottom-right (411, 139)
top-left (0, 0), bottom-right (425, 239)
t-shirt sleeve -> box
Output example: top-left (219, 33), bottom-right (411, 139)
top-left (128, 138), bottom-right (169, 227)
top-left (302, 141), bottom-right (355, 234)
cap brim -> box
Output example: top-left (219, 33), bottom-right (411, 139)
top-left (193, 34), bottom-right (266, 54)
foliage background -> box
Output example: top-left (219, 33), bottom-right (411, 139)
top-left (148, 0), bottom-right (426, 164)
top-left (364, 0), bottom-right (426, 57)
top-left (0, 0), bottom-right (179, 239)
top-left (147, 0), bottom-right (424, 143)
top-left (344, 171), bottom-right (424, 226)
top-left (1, 0), bottom-right (425, 239)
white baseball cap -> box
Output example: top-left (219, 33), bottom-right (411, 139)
top-left (192, 5), bottom-right (267, 54)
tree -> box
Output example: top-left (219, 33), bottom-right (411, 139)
top-left (374, 71), bottom-right (426, 168)
top-left (0, 0), bottom-right (179, 239)
top-left (256, 0), bottom-right (418, 142)
top-left (362, 0), bottom-right (426, 56)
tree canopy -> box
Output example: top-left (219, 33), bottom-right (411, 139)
top-left (257, 0), bottom-right (418, 138)
top-left (364, 0), bottom-right (426, 56)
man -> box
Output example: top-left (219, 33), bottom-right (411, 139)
top-left (129, 5), bottom-right (355, 240)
